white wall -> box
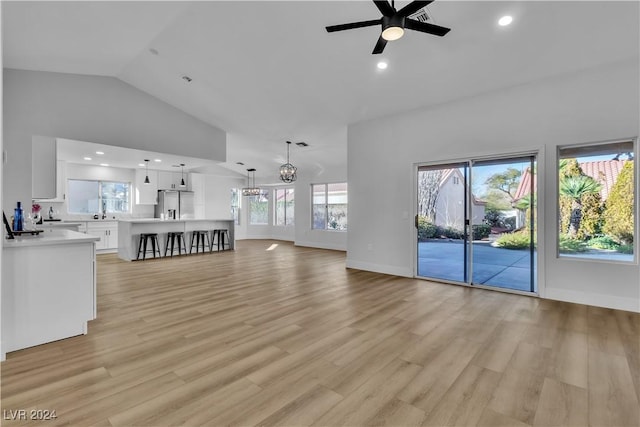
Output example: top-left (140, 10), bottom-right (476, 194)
top-left (347, 59), bottom-right (640, 312)
top-left (2, 68), bottom-right (226, 216)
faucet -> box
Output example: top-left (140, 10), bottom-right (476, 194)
top-left (48, 206), bottom-right (54, 219)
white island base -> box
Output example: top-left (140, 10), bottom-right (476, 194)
top-left (117, 219), bottom-right (235, 261)
top-left (2, 230), bottom-right (98, 361)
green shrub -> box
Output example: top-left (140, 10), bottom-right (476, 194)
top-left (603, 161), bottom-right (634, 244)
top-left (587, 235), bottom-right (620, 250)
top-left (617, 244), bottom-right (633, 254)
top-left (441, 227), bottom-right (464, 239)
top-left (472, 224), bottom-right (491, 240)
top-left (494, 231), bottom-right (531, 249)
top-left (578, 192), bottom-right (603, 239)
top-left (559, 235), bottom-right (589, 253)
top-left (417, 217), bottom-right (438, 241)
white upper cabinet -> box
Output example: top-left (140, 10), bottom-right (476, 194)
top-left (135, 169), bottom-right (158, 205)
top-left (157, 171), bottom-right (189, 190)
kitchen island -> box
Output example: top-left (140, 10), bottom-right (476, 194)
top-left (2, 229), bottom-right (99, 360)
top-left (117, 218), bottom-right (235, 261)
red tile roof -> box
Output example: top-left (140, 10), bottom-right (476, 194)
top-left (513, 160), bottom-right (628, 202)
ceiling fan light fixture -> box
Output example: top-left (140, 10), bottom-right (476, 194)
top-left (381, 15), bottom-right (405, 41)
top-left (382, 26), bottom-right (404, 41)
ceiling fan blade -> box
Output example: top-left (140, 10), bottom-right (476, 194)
top-left (397, 1), bottom-right (433, 17)
top-left (326, 19), bottom-right (381, 33)
top-left (372, 35), bottom-right (387, 54)
top-left (373, 0), bottom-right (395, 16)
top-left (405, 18), bottom-right (451, 36)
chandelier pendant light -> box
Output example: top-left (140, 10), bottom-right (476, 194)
top-left (242, 168), bottom-right (261, 196)
top-left (279, 141), bottom-right (297, 183)
top-left (143, 159), bottom-right (150, 185)
top-left (180, 163), bottom-right (186, 187)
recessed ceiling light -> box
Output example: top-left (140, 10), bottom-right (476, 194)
top-left (84, 157), bottom-right (92, 161)
top-left (154, 159), bottom-right (162, 162)
top-left (295, 142), bottom-right (309, 147)
top-left (182, 75), bottom-right (193, 83)
top-left (100, 163), bottom-right (109, 167)
top-left (377, 61), bottom-right (388, 70)
top-left (236, 162), bottom-right (245, 165)
top-left (96, 151), bottom-right (104, 155)
top-left (498, 15), bottom-right (513, 26)
top-left (138, 163), bottom-right (145, 167)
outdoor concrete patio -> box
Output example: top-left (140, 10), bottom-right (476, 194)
top-left (418, 240), bottom-right (537, 292)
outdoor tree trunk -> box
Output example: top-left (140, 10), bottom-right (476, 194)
top-left (568, 200), bottom-right (582, 237)
top-left (418, 170), bottom-right (443, 223)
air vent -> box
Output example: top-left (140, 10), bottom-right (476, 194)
top-left (408, 7), bottom-right (431, 23)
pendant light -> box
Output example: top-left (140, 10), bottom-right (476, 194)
top-left (279, 141), bottom-right (297, 183)
top-left (143, 159), bottom-right (150, 185)
top-left (180, 164), bottom-right (186, 187)
top-left (242, 168), bottom-right (261, 196)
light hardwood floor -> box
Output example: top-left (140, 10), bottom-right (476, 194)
top-left (1, 240), bottom-right (639, 426)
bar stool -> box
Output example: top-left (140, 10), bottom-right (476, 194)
top-left (190, 230), bottom-right (210, 254)
top-left (137, 233), bottom-right (161, 260)
top-left (211, 229), bottom-right (230, 251)
top-left (165, 231), bottom-right (187, 257)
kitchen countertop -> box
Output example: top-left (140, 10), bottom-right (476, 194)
top-left (39, 221), bottom-right (84, 227)
top-left (4, 229), bottom-right (99, 248)
top-left (118, 218), bottom-right (234, 224)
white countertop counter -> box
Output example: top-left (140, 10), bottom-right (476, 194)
top-left (40, 221), bottom-right (84, 227)
top-left (118, 218), bottom-right (234, 224)
top-left (4, 229), bottom-right (99, 248)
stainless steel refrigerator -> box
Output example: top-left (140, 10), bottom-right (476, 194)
top-left (155, 191), bottom-right (195, 219)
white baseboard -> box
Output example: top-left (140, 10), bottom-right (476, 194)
top-left (295, 240), bottom-right (346, 251)
top-left (345, 259), bottom-right (413, 278)
top-left (545, 287), bottom-right (640, 313)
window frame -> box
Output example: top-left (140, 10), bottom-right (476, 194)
top-left (67, 179), bottom-right (131, 214)
top-left (312, 182), bottom-right (348, 231)
top-left (556, 138), bottom-right (637, 264)
top-left (274, 187), bottom-right (295, 226)
top-left (248, 191), bottom-right (269, 225)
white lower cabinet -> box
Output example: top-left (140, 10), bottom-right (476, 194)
top-left (85, 221), bottom-right (118, 251)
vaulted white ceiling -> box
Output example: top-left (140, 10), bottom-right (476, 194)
top-left (3, 1), bottom-right (639, 181)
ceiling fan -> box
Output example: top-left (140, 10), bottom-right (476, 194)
top-left (325, 0), bottom-right (451, 54)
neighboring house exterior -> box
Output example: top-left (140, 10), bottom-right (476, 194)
top-left (435, 168), bottom-right (486, 230)
top-left (512, 159), bottom-right (627, 228)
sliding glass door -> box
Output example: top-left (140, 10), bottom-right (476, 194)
top-left (416, 155), bottom-right (537, 293)
top-left (416, 163), bottom-right (469, 283)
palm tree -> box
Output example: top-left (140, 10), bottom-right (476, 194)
top-left (559, 175), bottom-right (601, 237)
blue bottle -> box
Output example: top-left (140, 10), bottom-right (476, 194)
top-left (13, 201), bottom-right (23, 232)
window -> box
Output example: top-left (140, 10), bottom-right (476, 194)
top-left (312, 183), bottom-right (348, 230)
top-left (558, 140), bottom-right (635, 261)
top-left (275, 188), bottom-right (295, 226)
top-left (68, 180), bottom-right (130, 214)
top-left (248, 192), bottom-right (269, 225)
top-left (231, 188), bottom-right (240, 225)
